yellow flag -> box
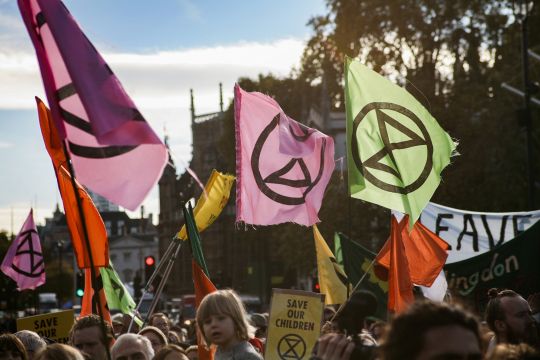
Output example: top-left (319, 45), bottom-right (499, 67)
top-left (177, 169), bottom-right (235, 240)
top-left (313, 225), bottom-right (349, 305)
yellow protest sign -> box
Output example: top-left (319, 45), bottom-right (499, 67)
top-left (17, 309), bottom-right (74, 343)
top-left (265, 289), bottom-right (324, 360)
top-left (177, 169), bottom-right (235, 240)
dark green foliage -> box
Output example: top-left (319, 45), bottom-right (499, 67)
top-left (299, 0), bottom-right (540, 212)
top-left (217, 0), bottom-right (540, 292)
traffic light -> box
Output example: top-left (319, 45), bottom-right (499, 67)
top-left (144, 256), bottom-right (156, 283)
top-left (312, 275), bottom-right (320, 293)
top-left (75, 271), bottom-right (84, 297)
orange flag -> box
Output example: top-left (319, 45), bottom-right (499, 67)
top-left (375, 216), bottom-right (449, 313)
top-left (193, 262), bottom-right (217, 360)
top-left (37, 98), bottom-right (109, 268)
top-left (80, 268), bottom-right (112, 325)
top-left (191, 259), bottom-right (217, 360)
top-left (193, 261), bottom-right (217, 308)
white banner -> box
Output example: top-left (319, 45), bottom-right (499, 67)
top-left (394, 203), bottom-right (540, 263)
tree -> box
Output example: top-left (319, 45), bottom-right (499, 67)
top-left (299, 0), bottom-right (539, 211)
top-left (215, 1), bottom-right (540, 296)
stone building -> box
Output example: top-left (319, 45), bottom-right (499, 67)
top-left (103, 210), bottom-right (158, 284)
top-left (40, 205), bottom-right (159, 285)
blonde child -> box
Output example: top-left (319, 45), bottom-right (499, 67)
top-left (196, 289), bottom-right (263, 360)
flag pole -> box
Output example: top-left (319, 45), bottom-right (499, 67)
top-left (141, 240), bottom-right (183, 328)
top-left (329, 257), bottom-right (377, 323)
top-left (127, 237), bottom-right (183, 332)
top-left (347, 195), bottom-right (352, 240)
top-left (61, 143), bottom-right (111, 360)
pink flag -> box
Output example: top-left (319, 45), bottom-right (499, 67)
top-left (18, 0), bottom-right (168, 210)
top-left (1, 209), bottom-right (45, 291)
top-left (235, 84), bottom-right (335, 226)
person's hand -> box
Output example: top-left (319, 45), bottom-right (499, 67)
top-left (312, 333), bottom-right (354, 360)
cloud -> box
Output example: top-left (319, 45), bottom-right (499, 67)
top-left (0, 12), bottom-right (24, 31)
top-left (0, 37), bottom-right (307, 228)
top-left (0, 9), bottom-right (32, 53)
top-left (0, 38), bottom-right (305, 110)
top-left (0, 141), bottom-right (13, 148)
top-left (0, 37), bottom-right (306, 162)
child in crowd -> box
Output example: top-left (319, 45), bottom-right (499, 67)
top-left (196, 290), bottom-right (263, 360)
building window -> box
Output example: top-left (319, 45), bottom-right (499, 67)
top-left (118, 220), bottom-right (125, 235)
top-left (123, 252), bottom-right (131, 261)
top-left (110, 254), bottom-right (117, 262)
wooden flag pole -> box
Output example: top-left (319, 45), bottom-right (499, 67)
top-left (61, 143), bottom-right (111, 360)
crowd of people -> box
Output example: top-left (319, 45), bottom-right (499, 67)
top-left (1, 288), bottom-right (539, 360)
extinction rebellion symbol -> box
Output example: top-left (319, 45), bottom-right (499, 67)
top-left (11, 229), bottom-right (45, 278)
top-left (277, 333), bottom-right (306, 360)
top-left (251, 114), bottom-right (327, 205)
top-left (351, 102), bottom-right (433, 194)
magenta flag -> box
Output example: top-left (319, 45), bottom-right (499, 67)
top-left (1, 209), bottom-right (45, 291)
top-left (19, 0), bottom-right (168, 210)
top-left (235, 84), bottom-right (335, 226)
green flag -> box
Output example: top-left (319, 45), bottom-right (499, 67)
top-left (334, 232), bottom-right (343, 266)
top-left (338, 232), bottom-right (388, 319)
top-left (185, 202), bottom-right (210, 277)
top-left (100, 261), bottom-right (142, 325)
top-left (345, 57), bottom-right (456, 226)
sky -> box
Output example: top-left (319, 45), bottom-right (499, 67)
top-left (0, 0), bottom-right (326, 233)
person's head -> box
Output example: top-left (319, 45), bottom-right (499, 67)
top-left (169, 326), bottom-right (188, 343)
top-left (121, 314), bottom-right (140, 335)
top-left (0, 333), bottom-right (28, 360)
top-left (184, 345), bottom-right (198, 360)
top-left (167, 331), bottom-right (181, 345)
top-left (69, 315), bottom-right (113, 360)
top-left (323, 306), bottom-right (336, 323)
top-left (488, 343), bottom-right (540, 360)
top-left (14, 331), bottom-right (46, 360)
top-left (149, 313), bottom-right (170, 336)
top-left (250, 313), bottom-right (267, 339)
top-left (335, 290), bottom-right (378, 335)
top-left (381, 300), bottom-right (482, 360)
top-left (33, 344), bottom-right (84, 360)
top-left (485, 288), bottom-right (538, 346)
top-left (153, 344), bottom-right (189, 360)
top-left (111, 334), bottom-right (154, 360)
top-left (138, 326), bottom-right (168, 354)
top-left (196, 289), bottom-right (254, 349)
top-left (369, 321), bottom-right (387, 341)
top-left (111, 314), bottom-right (124, 337)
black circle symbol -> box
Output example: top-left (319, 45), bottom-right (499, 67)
top-left (351, 102), bottom-right (433, 194)
top-left (277, 333), bottom-right (306, 360)
top-left (251, 114), bottom-right (327, 205)
top-left (11, 229), bottom-right (45, 278)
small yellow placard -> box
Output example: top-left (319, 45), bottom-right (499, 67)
top-left (17, 309), bottom-right (74, 344)
top-left (265, 289), bottom-right (324, 360)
